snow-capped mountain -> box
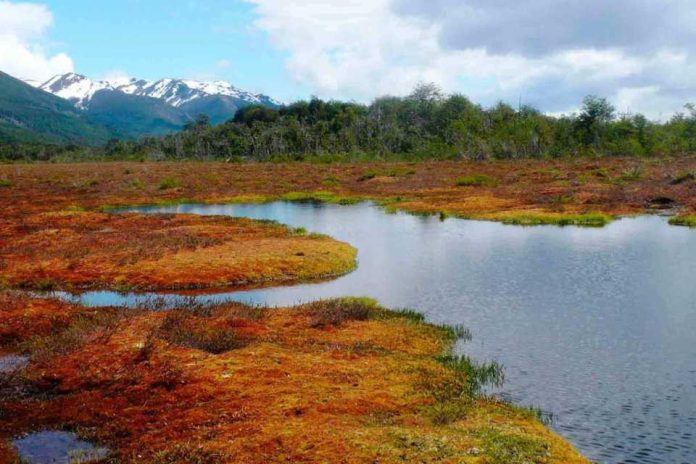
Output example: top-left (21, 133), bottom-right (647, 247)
top-left (36, 73), bottom-right (281, 110)
top-left (40, 74), bottom-right (116, 109)
top-left (117, 78), bottom-right (281, 108)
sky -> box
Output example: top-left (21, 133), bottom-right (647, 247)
top-left (2, 0), bottom-right (696, 118)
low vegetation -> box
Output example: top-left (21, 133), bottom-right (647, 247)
top-left (0, 295), bottom-right (588, 463)
top-left (668, 215), bottom-right (696, 227)
top-left (4, 157), bottom-right (696, 228)
top-left (456, 174), bottom-right (498, 187)
top-left (0, 211), bottom-right (356, 291)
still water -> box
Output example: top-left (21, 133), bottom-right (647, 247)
top-left (67, 202), bottom-right (696, 464)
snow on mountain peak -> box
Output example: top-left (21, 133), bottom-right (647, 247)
top-left (33, 73), bottom-right (282, 110)
top-left (39, 73), bottom-right (116, 109)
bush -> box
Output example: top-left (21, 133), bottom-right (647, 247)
top-left (303, 298), bottom-right (376, 327)
top-left (158, 177), bottom-right (180, 190)
top-left (157, 311), bottom-right (243, 354)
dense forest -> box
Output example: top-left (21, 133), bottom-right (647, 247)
top-left (3, 84), bottom-right (696, 162)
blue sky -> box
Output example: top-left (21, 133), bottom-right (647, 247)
top-left (2, 0), bottom-right (696, 117)
top-left (40, 0), bottom-right (310, 101)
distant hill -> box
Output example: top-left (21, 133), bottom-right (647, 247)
top-left (179, 95), bottom-right (253, 126)
top-left (0, 70), bottom-right (283, 145)
top-left (86, 90), bottom-right (193, 138)
top-left (38, 73), bottom-right (281, 128)
top-left (0, 71), bottom-right (111, 145)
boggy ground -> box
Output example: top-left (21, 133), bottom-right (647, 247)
top-left (2, 156), bottom-right (696, 225)
top-left (0, 210), bottom-right (356, 291)
top-left (0, 295), bottom-right (588, 464)
top-left (0, 158), bottom-right (629, 462)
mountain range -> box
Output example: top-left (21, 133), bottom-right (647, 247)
top-left (0, 71), bottom-right (111, 145)
top-left (0, 70), bottom-right (281, 144)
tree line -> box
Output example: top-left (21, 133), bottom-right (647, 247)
top-left (3, 84), bottom-right (696, 162)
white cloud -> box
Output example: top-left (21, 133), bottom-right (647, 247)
top-left (0, 1), bottom-right (74, 82)
top-left (244, 0), bottom-right (696, 119)
top-left (98, 69), bottom-right (131, 86)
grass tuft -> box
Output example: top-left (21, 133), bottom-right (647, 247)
top-left (493, 211), bottom-right (612, 227)
top-left (456, 174), bottom-right (498, 188)
top-left (474, 428), bottom-right (550, 464)
top-left (303, 297), bottom-right (376, 328)
top-left (157, 311), bottom-right (244, 354)
top-left (669, 215), bottom-right (696, 227)
top-left (158, 177), bottom-right (180, 190)
top-left (151, 443), bottom-right (227, 464)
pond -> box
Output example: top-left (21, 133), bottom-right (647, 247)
top-left (62, 201), bottom-right (696, 464)
top-left (13, 431), bottom-right (108, 464)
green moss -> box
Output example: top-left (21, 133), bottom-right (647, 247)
top-left (455, 174), bottom-right (498, 188)
top-left (357, 169), bottom-right (378, 181)
top-left (280, 191), bottom-right (362, 205)
top-left (669, 215), bottom-right (696, 227)
top-left (322, 175), bottom-right (341, 186)
top-left (498, 212), bottom-right (612, 227)
top-left (158, 177), bottom-right (180, 190)
top-left (475, 428), bottom-right (551, 464)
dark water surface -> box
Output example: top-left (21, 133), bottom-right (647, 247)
top-left (65, 202), bottom-right (696, 463)
top-left (13, 431), bottom-right (108, 464)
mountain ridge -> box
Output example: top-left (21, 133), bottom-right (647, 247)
top-left (36, 73), bottom-right (282, 111)
top-left (0, 71), bottom-right (112, 145)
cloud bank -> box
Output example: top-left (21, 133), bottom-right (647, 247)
top-left (246, 0), bottom-right (696, 118)
top-left (0, 1), bottom-right (74, 83)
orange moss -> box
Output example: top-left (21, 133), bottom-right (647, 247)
top-left (0, 211), bottom-right (356, 291)
top-left (1, 157), bottom-right (694, 222)
top-left (0, 295), bottom-right (588, 464)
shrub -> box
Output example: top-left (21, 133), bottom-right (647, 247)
top-left (620, 166), bottom-right (642, 181)
top-left (158, 177), bottom-right (180, 190)
top-left (670, 170), bottom-right (696, 184)
top-left (455, 174), bottom-right (498, 187)
top-left (157, 311), bottom-right (243, 354)
top-left (20, 309), bottom-right (125, 361)
top-left (357, 170), bottom-right (378, 181)
top-left (303, 297), bottom-right (376, 327)
top-left (0, 179), bottom-right (11, 187)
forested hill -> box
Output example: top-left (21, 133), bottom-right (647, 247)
top-left (111, 84), bottom-right (696, 161)
top-left (3, 83), bottom-right (696, 161)
top-left (0, 71), bottom-right (111, 146)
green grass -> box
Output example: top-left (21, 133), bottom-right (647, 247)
top-left (669, 215), bottom-right (696, 227)
top-left (280, 191), bottom-right (362, 205)
top-left (475, 428), bottom-right (551, 464)
top-left (670, 170), bottom-right (696, 185)
top-left (455, 174), bottom-right (498, 187)
top-left (158, 177), bottom-right (180, 190)
top-left (497, 212), bottom-right (613, 227)
top-left (0, 178), bottom-right (11, 187)
top-left (619, 166), bottom-right (643, 182)
top-left (357, 169), bottom-right (378, 181)
top-left (322, 174), bottom-right (341, 186)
